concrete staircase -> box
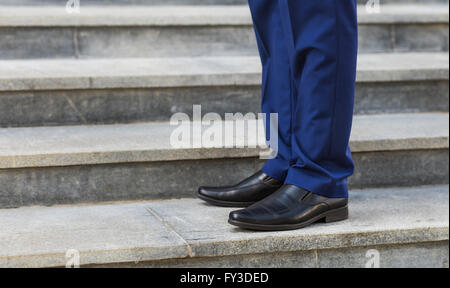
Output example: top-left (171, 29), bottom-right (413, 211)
top-left (0, 1), bottom-right (448, 268)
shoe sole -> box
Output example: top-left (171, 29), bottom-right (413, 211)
top-left (197, 193), bottom-right (256, 208)
top-left (228, 206), bottom-right (349, 231)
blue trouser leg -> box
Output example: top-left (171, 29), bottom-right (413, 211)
top-left (248, 0), bottom-right (293, 181)
top-left (249, 0), bottom-right (358, 198)
top-left (279, 0), bottom-right (358, 198)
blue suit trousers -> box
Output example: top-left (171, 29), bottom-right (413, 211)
top-left (249, 0), bottom-right (359, 198)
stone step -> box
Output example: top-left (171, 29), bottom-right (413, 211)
top-left (0, 0), bottom-right (448, 6)
top-left (0, 185), bottom-right (448, 268)
top-left (0, 113), bottom-right (447, 208)
top-left (0, 4), bottom-right (448, 59)
top-left (0, 53), bottom-right (448, 127)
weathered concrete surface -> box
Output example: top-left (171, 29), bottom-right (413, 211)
top-left (0, 157), bottom-right (264, 208)
top-left (0, 57), bottom-right (262, 91)
top-left (356, 53), bottom-right (449, 82)
top-left (350, 113), bottom-right (450, 152)
top-left (0, 86), bottom-right (264, 127)
top-left (350, 149), bottom-right (449, 189)
top-left (358, 4), bottom-right (450, 24)
top-left (0, 113), bottom-right (447, 169)
top-left (0, 53), bottom-right (447, 91)
top-left (315, 241), bottom-right (449, 268)
top-left (0, 202), bottom-right (188, 268)
top-left (0, 6), bottom-right (255, 27)
top-left (358, 23), bottom-right (449, 53)
top-left (355, 80), bottom-right (449, 115)
top-left (0, 185), bottom-right (448, 268)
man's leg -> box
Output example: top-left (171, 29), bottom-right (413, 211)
top-left (248, 0), bottom-right (293, 181)
top-left (279, 0), bottom-right (358, 198)
top-left (229, 0), bottom-right (358, 230)
top-left (196, 0), bottom-right (292, 207)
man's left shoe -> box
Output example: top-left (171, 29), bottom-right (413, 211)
top-left (198, 171), bottom-right (283, 207)
top-left (228, 185), bottom-right (348, 231)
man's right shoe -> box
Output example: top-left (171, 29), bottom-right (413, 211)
top-left (228, 185), bottom-right (349, 231)
top-left (198, 171), bottom-right (283, 207)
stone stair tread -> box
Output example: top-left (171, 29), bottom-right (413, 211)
top-left (0, 4), bottom-right (448, 27)
top-left (0, 185), bottom-right (448, 267)
top-left (0, 113), bottom-right (447, 169)
top-left (0, 53), bottom-right (448, 92)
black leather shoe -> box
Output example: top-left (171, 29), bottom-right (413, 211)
top-left (229, 185), bottom-right (348, 231)
top-left (198, 171), bottom-right (283, 207)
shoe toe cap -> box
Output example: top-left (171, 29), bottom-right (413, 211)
top-left (229, 209), bottom-right (251, 222)
top-left (198, 186), bottom-right (216, 197)
top-left (198, 186), bottom-right (207, 195)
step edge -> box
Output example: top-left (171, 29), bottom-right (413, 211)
top-left (0, 225), bottom-right (449, 268)
top-left (0, 118), bottom-right (448, 169)
top-left (1, 184), bottom-right (448, 268)
top-left (188, 226), bottom-right (450, 260)
top-left (0, 56), bottom-right (448, 92)
top-left (1, 217), bottom-right (448, 268)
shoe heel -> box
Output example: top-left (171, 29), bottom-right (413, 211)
top-left (325, 206), bottom-right (349, 223)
